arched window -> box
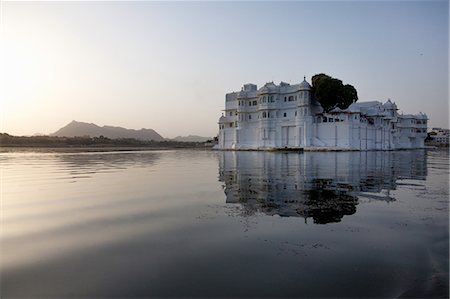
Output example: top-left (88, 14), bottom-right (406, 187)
top-left (263, 112), bottom-right (267, 118)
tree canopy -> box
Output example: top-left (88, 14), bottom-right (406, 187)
top-left (311, 73), bottom-right (358, 112)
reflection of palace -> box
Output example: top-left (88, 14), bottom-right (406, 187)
top-left (218, 151), bottom-right (427, 224)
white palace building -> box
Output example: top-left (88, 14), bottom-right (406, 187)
top-left (216, 78), bottom-right (428, 151)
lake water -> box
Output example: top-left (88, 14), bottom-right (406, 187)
top-left (1, 149), bottom-right (448, 298)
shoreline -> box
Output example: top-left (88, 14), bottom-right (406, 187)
top-left (1, 145), bottom-right (445, 154)
top-left (0, 146), bottom-right (214, 153)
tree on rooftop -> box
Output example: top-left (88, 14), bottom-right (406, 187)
top-left (311, 74), bottom-right (358, 112)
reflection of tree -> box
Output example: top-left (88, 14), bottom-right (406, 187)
top-left (300, 180), bottom-right (358, 224)
top-left (224, 177), bottom-right (358, 224)
top-left (219, 150), bottom-right (427, 224)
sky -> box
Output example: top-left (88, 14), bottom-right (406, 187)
top-left (1, 1), bottom-right (448, 138)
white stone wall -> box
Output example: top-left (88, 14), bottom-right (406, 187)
top-left (216, 80), bottom-right (427, 151)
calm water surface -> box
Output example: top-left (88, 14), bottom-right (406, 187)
top-left (1, 149), bottom-right (448, 298)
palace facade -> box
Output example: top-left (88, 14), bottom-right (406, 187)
top-left (216, 78), bottom-right (427, 150)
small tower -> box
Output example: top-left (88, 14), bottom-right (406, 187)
top-left (298, 76), bottom-right (312, 104)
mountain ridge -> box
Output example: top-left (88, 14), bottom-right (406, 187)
top-left (51, 120), bottom-right (165, 141)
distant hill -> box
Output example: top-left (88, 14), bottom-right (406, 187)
top-left (171, 135), bottom-right (213, 142)
top-left (52, 120), bottom-right (164, 141)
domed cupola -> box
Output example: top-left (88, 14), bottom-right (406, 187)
top-left (299, 76), bottom-right (311, 90)
top-left (384, 99), bottom-right (395, 110)
top-left (219, 114), bottom-right (227, 123)
top-left (237, 90), bottom-right (247, 98)
top-left (259, 82), bottom-right (278, 94)
top-left (419, 112), bottom-right (428, 119)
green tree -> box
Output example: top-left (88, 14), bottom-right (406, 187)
top-left (311, 74), bottom-right (358, 112)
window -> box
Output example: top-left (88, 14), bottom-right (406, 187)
top-left (283, 112), bottom-right (287, 117)
top-left (249, 115), bottom-right (252, 120)
top-left (267, 112), bottom-right (270, 118)
top-left (329, 118), bottom-right (334, 122)
top-left (284, 96), bottom-right (287, 102)
top-left (253, 100), bottom-right (257, 105)
top-left (263, 112), bottom-right (267, 118)
top-left (295, 95), bottom-right (297, 101)
top-left (295, 111), bottom-right (297, 116)
top-left (229, 123), bottom-right (233, 128)
top-left (229, 112), bottom-right (232, 116)
top-left (323, 117), bottom-right (327, 122)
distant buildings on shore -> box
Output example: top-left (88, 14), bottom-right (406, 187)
top-left (216, 78), bottom-right (428, 151)
top-left (427, 128), bottom-right (449, 146)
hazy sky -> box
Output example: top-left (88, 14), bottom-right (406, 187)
top-left (1, 1), bottom-right (448, 138)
